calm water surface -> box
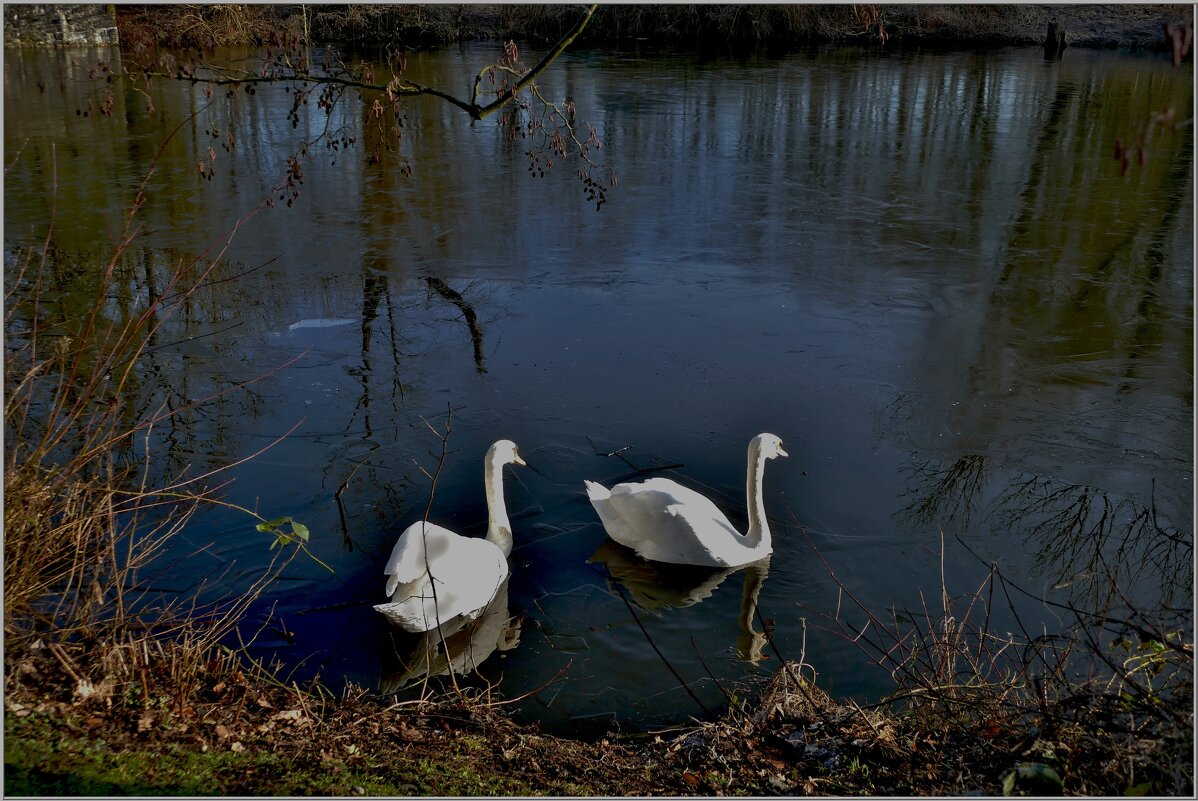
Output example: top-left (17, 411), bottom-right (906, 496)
top-left (4, 42), bottom-right (1192, 733)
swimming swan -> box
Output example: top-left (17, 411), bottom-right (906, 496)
top-left (374, 440), bottom-right (525, 632)
top-left (584, 433), bottom-right (787, 568)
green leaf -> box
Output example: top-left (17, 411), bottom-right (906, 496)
top-left (1001, 769), bottom-right (1016, 796)
top-left (1125, 782), bottom-right (1154, 796)
top-left (1014, 763), bottom-right (1063, 795)
top-left (290, 522), bottom-right (310, 542)
top-left (256, 522), bottom-right (270, 533)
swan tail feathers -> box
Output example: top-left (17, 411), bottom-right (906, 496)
top-left (373, 601), bottom-right (433, 632)
top-left (584, 480), bottom-right (611, 503)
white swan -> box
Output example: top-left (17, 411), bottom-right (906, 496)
top-left (373, 439), bottom-right (525, 632)
top-left (584, 433), bottom-right (787, 568)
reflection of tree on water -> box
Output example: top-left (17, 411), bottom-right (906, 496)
top-left (424, 277), bottom-right (487, 375)
top-left (379, 577), bottom-right (521, 693)
top-left (995, 475), bottom-right (1191, 610)
top-left (589, 540), bottom-right (771, 663)
top-left (330, 270), bottom-right (499, 547)
top-left (901, 456), bottom-right (1192, 610)
top-left (900, 454), bottom-right (988, 530)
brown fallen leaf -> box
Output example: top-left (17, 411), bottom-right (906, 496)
top-left (215, 724), bottom-right (232, 739)
top-left (231, 741), bottom-right (245, 753)
top-left (682, 772), bottom-right (700, 789)
top-left (763, 756), bottom-right (789, 772)
top-left (137, 712), bottom-right (154, 732)
top-left (272, 709), bottom-right (307, 723)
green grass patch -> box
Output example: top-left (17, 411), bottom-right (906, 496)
top-left (5, 711), bottom-right (595, 796)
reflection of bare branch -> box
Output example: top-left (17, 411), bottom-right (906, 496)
top-left (899, 455), bottom-right (987, 529)
top-left (334, 447), bottom-right (376, 552)
top-left (424, 278), bottom-right (486, 375)
top-left (899, 455), bottom-right (1191, 611)
top-left (995, 476), bottom-right (1191, 610)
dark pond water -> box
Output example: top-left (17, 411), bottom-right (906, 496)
top-left (4, 41), bottom-right (1193, 734)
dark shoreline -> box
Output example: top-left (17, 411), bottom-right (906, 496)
top-left (109, 4), bottom-right (1183, 53)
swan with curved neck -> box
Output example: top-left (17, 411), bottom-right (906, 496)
top-left (584, 433), bottom-right (787, 568)
top-left (374, 439), bottom-right (525, 632)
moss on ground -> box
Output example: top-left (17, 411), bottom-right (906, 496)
top-left (4, 708), bottom-right (596, 797)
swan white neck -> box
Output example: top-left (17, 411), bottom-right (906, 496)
top-left (484, 455), bottom-right (513, 557)
top-left (744, 440), bottom-right (771, 550)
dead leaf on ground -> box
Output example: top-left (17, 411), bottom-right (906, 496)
top-left (272, 709), bottom-right (308, 724)
top-left (763, 756), bottom-right (789, 772)
top-left (137, 712), bottom-right (154, 732)
top-left (215, 724), bottom-right (232, 739)
top-left (231, 741), bottom-right (245, 753)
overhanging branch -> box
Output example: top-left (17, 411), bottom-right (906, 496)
top-left (128, 4), bottom-right (598, 123)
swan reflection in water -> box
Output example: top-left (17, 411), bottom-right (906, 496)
top-left (379, 577), bottom-right (522, 694)
top-left (588, 539), bottom-right (772, 662)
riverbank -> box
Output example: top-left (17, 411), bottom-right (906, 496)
top-left (5, 622), bottom-right (1191, 796)
top-left (112, 4), bottom-right (1182, 52)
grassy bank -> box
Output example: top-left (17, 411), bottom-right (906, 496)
top-left (6, 630), bottom-right (1191, 796)
top-left (114, 4), bottom-right (1182, 52)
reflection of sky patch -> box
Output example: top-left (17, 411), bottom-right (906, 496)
top-left (288, 318), bottom-right (357, 331)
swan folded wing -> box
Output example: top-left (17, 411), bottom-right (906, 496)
top-left (598, 479), bottom-right (741, 567)
top-left (378, 533), bottom-right (509, 631)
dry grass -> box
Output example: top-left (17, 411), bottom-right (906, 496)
top-left (784, 526), bottom-right (1194, 796)
top-left (117, 4), bottom-right (305, 52)
top-left (3, 127), bottom-right (309, 718)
